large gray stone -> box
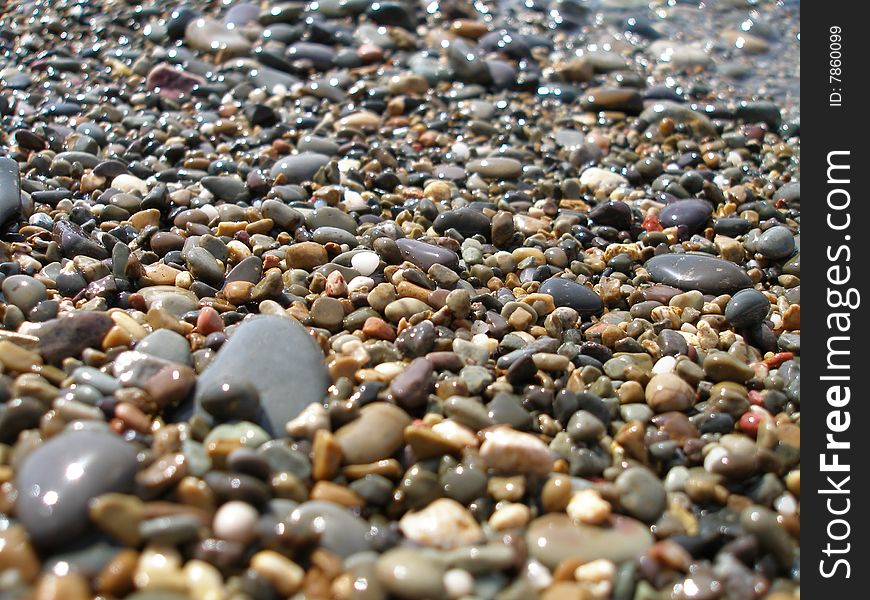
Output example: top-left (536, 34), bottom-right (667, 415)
top-left (16, 429), bottom-right (139, 547)
top-left (645, 253), bottom-right (753, 295)
top-left (193, 316), bottom-right (329, 435)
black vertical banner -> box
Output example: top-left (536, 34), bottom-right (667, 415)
top-left (804, 3), bottom-right (865, 597)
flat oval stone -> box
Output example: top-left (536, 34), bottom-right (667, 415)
top-left (377, 548), bottom-right (446, 599)
top-left (335, 402), bottom-right (411, 464)
top-left (658, 199), bottom-right (712, 236)
top-left (644, 254), bottom-right (752, 295)
top-left (185, 17), bottom-right (251, 56)
top-left (433, 208), bottom-right (491, 239)
top-left (2, 274), bottom-right (46, 313)
top-left (396, 238), bottom-right (459, 271)
top-left (16, 429), bottom-right (139, 548)
top-left (33, 311), bottom-right (115, 365)
top-left (724, 289), bottom-right (770, 328)
top-left (286, 501), bottom-right (372, 558)
top-left (138, 286), bottom-right (200, 317)
top-left (135, 329), bottom-right (192, 365)
top-left (466, 157), bottom-right (522, 179)
top-left (526, 513), bottom-right (653, 568)
top-left (755, 226), bottom-right (795, 260)
top-left (270, 153), bottom-right (330, 183)
top-left (193, 316), bottom-right (329, 435)
top-left (538, 278), bottom-right (604, 316)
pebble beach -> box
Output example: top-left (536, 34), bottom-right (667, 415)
top-left (0, 0), bottom-right (800, 599)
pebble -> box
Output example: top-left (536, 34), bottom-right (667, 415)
top-left (377, 548), bottom-right (447, 600)
top-left (0, 0), bottom-right (800, 596)
top-left (399, 498), bottom-right (485, 549)
top-left (194, 316), bottom-right (330, 435)
top-left (725, 289), bottom-right (770, 328)
top-left (335, 402), bottom-right (411, 463)
top-left (645, 254), bottom-right (754, 295)
top-left (645, 373), bottom-right (696, 412)
top-left (17, 429), bottom-right (139, 547)
top-left (539, 278), bottom-right (604, 316)
top-left (480, 427), bottom-right (553, 475)
top-left (526, 514), bottom-right (654, 568)
top-left (756, 226), bottom-right (796, 260)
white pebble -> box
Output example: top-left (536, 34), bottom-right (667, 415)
top-left (525, 559), bottom-right (553, 591)
top-left (351, 251), bottom-right (380, 277)
top-left (774, 493), bottom-right (798, 516)
top-left (443, 568), bottom-right (474, 599)
top-left (347, 276), bottom-right (375, 293)
top-left (652, 355), bottom-right (676, 375)
top-left (213, 501), bottom-right (259, 544)
top-left (566, 489), bottom-right (611, 525)
top-left (112, 174), bottom-right (148, 196)
top-left (664, 465), bottom-right (690, 492)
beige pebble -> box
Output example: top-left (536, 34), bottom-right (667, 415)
top-left (250, 550), bottom-right (305, 597)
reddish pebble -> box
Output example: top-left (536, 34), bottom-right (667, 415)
top-left (738, 412), bottom-right (763, 438)
top-left (748, 390), bottom-right (764, 406)
top-left (362, 316), bottom-right (396, 341)
top-left (357, 43), bottom-right (384, 64)
top-left (764, 352), bottom-right (793, 368)
top-left (643, 213), bottom-right (662, 231)
top-left (196, 306), bottom-right (224, 335)
top-left (128, 293), bottom-right (147, 312)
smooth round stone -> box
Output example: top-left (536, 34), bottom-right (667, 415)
top-left (433, 208), bottom-right (491, 239)
top-left (466, 157), bottom-right (522, 179)
top-left (579, 167), bottom-right (628, 194)
top-left (136, 329), bottom-right (192, 365)
top-left (297, 135), bottom-right (340, 155)
top-left (193, 316), bottom-right (330, 435)
top-left (223, 2), bottom-right (259, 26)
top-left (376, 548), bottom-right (446, 600)
top-left (351, 251), bottom-right (380, 276)
top-left (396, 238), bottom-right (459, 271)
top-left (658, 199), bottom-right (712, 235)
top-left (589, 200), bottom-right (633, 230)
top-left (755, 226), bottom-right (795, 260)
top-left (639, 102), bottom-right (716, 138)
top-left (724, 289), bottom-right (770, 328)
top-left (649, 40), bottom-right (711, 68)
top-left (335, 402), bottom-right (411, 463)
top-left (138, 286), bottom-right (200, 317)
top-left (213, 501), bottom-right (259, 544)
top-left (538, 278), bottom-right (604, 316)
top-left (286, 501), bottom-right (372, 558)
top-left (201, 176), bottom-right (249, 202)
top-left (310, 296), bottom-right (345, 330)
top-left (2, 274), bottom-right (47, 313)
top-left (526, 514), bottom-right (653, 568)
top-left (645, 373), bottom-right (695, 412)
top-left (554, 129), bottom-right (586, 150)
top-left (615, 467), bottom-right (667, 523)
top-left (269, 153), bottom-right (330, 183)
top-left (185, 17), bottom-right (251, 56)
top-left (306, 206), bottom-right (358, 233)
top-left (16, 429), bottom-right (139, 547)
top-left (198, 379), bottom-right (261, 422)
top-left (644, 254), bottom-right (753, 295)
